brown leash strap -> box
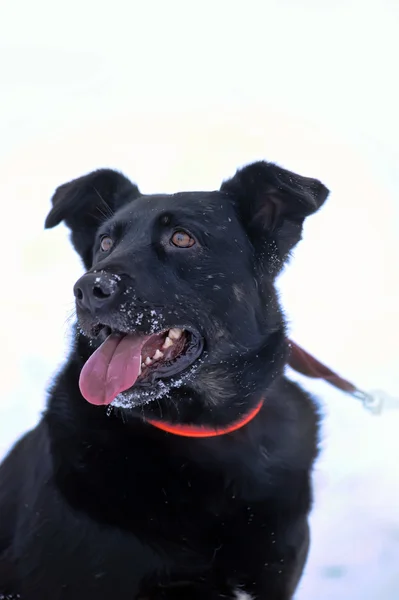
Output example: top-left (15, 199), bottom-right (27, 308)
top-left (287, 339), bottom-right (357, 394)
top-left (287, 339), bottom-right (399, 415)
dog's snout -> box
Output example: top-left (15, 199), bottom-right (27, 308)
top-left (74, 272), bottom-right (120, 314)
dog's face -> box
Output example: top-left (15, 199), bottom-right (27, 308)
top-left (45, 162), bottom-right (328, 424)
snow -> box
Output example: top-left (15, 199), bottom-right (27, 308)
top-left (0, 1), bottom-right (398, 597)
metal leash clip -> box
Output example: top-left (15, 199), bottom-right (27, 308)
top-left (352, 389), bottom-right (399, 415)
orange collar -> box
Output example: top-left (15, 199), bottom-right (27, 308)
top-left (146, 399), bottom-right (264, 438)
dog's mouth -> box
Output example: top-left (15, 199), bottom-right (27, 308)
top-left (79, 326), bottom-right (203, 406)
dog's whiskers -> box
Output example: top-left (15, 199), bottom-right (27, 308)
top-left (92, 186), bottom-right (115, 219)
top-left (170, 397), bottom-right (180, 417)
top-left (64, 307), bottom-right (77, 328)
top-left (156, 399), bottom-right (164, 418)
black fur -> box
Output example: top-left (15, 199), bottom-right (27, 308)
top-left (0, 161), bottom-right (328, 599)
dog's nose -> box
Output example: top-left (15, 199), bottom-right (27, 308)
top-left (73, 272), bottom-right (120, 313)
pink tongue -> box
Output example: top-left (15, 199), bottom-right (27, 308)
top-left (79, 333), bottom-right (146, 405)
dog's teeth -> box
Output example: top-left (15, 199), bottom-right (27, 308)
top-left (162, 336), bottom-right (174, 349)
top-left (153, 349), bottom-right (164, 360)
top-left (145, 357), bottom-right (153, 366)
top-left (138, 362), bottom-right (142, 375)
top-left (169, 328), bottom-right (183, 340)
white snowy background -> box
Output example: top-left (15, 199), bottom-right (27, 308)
top-left (0, 1), bottom-right (398, 598)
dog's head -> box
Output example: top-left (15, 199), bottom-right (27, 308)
top-left (45, 162), bottom-right (328, 425)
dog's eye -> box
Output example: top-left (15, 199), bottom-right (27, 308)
top-left (171, 230), bottom-right (195, 248)
top-left (100, 235), bottom-right (114, 252)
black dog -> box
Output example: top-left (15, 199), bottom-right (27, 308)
top-left (0, 161), bottom-right (328, 599)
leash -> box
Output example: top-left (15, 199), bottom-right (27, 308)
top-left (287, 340), bottom-right (399, 415)
top-left (147, 339), bottom-right (397, 437)
top-left (145, 338), bottom-right (398, 438)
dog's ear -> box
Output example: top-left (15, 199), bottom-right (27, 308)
top-left (45, 169), bottom-right (141, 268)
top-left (221, 161), bottom-right (329, 274)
